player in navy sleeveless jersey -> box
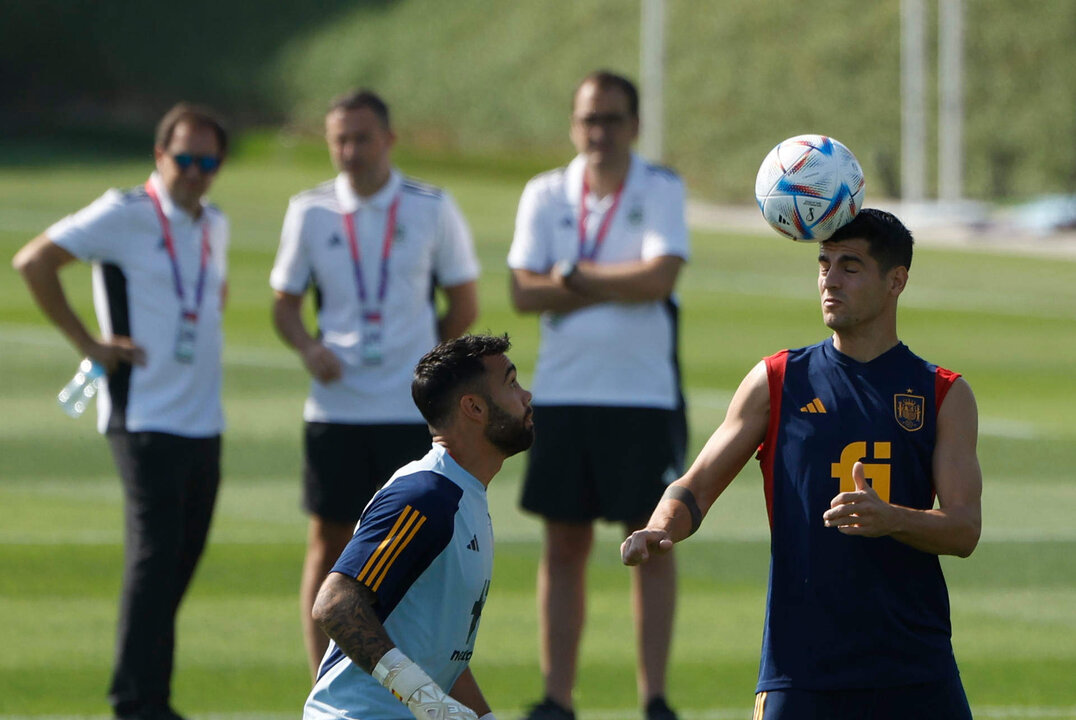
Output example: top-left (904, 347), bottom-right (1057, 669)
top-left (622, 210), bottom-right (982, 720)
top-left (304, 334), bottom-right (532, 720)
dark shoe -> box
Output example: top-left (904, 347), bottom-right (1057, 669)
top-left (115, 705), bottom-right (186, 720)
top-left (520, 697), bottom-right (576, 720)
top-left (645, 696), bottom-right (678, 720)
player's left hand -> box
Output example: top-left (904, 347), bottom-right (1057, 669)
top-left (822, 461), bottom-right (897, 537)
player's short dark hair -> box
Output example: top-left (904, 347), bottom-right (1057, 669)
top-left (155, 103), bottom-right (228, 158)
top-left (412, 334), bottom-right (512, 429)
top-left (328, 89), bottom-right (391, 130)
top-left (827, 208), bottom-right (915, 272)
top-left (574, 70), bottom-right (639, 118)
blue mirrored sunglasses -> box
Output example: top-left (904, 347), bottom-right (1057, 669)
top-left (171, 153), bottom-right (221, 173)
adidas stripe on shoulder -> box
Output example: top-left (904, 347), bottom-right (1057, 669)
top-left (289, 179), bottom-right (337, 207)
top-left (401, 177), bottom-right (444, 199)
top-left (645, 163), bottom-right (682, 183)
top-left (113, 186), bottom-right (150, 204)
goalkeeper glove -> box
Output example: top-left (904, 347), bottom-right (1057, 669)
top-left (372, 648), bottom-right (478, 720)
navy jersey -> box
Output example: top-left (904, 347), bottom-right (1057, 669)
top-left (756, 338), bottom-right (961, 691)
top-left (304, 444), bottom-right (493, 719)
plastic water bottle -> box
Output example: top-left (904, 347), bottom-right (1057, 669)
top-left (57, 358), bottom-right (105, 418)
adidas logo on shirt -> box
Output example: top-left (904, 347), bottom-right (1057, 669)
top-left (800, 398), bottom-right (827, 414)
top-left (466, 535), bottom-right (480, 552)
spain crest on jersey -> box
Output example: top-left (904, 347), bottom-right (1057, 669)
top-left (894, 393), bottom-right (925, 432)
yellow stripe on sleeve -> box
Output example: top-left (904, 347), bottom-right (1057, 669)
top-left (363, 508), bottom-right (423, 588)
top-left (356, 506), bottom-right (420, 585)
top-left (371, 514), bottom-right (427, 592)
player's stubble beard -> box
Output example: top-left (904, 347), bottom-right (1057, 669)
top-left (483, 395), bottom-right (534, 457)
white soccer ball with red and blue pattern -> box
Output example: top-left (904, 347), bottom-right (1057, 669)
top-left (754, 134), bottom-right (865, 241)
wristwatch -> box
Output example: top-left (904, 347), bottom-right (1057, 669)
top-left (554, 259), bottom-right (578, 283)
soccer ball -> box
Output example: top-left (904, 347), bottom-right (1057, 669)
top-left (754, 134), bottom-right (865, 241)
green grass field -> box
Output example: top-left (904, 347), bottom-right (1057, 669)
top-left (1, 139), bottom-right (1075, 719)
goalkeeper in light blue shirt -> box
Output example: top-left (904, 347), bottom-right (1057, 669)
top-left (303, 334), bottom-right (533, 720)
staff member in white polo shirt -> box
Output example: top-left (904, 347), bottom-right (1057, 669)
top-left (13, 103), bottom-right (229, 720)
top-left (270, 89), bottom-right (480, 678)
top-left (507, 71), bottom-right (689, 720)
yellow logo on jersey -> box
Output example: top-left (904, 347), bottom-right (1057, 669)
top-left (800, 397), bottom-right (827, 413)
top-left (830, 441), bottom-right (892, 501)
top-left (894, 393), bottom-right (925, 431)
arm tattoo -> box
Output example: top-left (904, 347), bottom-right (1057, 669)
top-left (314, 573), bottom-right (395, 673)
top-left (663, 484), bottom-right (702, 536)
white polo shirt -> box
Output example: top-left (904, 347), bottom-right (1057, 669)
top-left (508, 153), bottom-right (689, 409)
top-left (271, 170), bottom-right (479, 424)
top-left (47, 173), bottom-right (228, 437)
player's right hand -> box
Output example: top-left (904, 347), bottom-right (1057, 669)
top-left (374, 648), bottom-right (478, 720)
top-left (87, 336), bottom-right (146, 372)
top-left (620, 529), bottom-right (674, 566)
top-left (301, 343), bottom-right (343, 383)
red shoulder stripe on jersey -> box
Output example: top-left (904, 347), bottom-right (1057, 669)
top-left (759, 350), bottom-right (788, 529)
top-left (935, 366), bottom-right (961, 414)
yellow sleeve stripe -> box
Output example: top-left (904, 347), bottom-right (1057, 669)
top-left (356, 505), bottom-right (427, 588)
top-left (753, 691), bottom-right (767, 720)
top-left (370, 514), bottom-right (426, 592)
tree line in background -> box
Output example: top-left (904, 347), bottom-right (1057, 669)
top-left (2, 0), bottom-right (1073, 201)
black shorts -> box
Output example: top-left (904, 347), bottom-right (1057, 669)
top-left (754, 676), bottom-right (972, 720)
top-left (303, 421), bottom-right (431, 523)
top-left (520, 405), bottom-right (684, 524)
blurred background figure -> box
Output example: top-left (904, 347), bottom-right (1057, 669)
top-left (13, 103), bottom-right (230, 720)
top-left (508, 70), bottom-right (689, 720)
top-left (270, 89), bottom-right (480, 678)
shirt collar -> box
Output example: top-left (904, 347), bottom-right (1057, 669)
top-left (430, 442), bottom-right (487, 494)
top-left (567, 152), bottom-right (641, 207)
top-left (335, 169), bottom-right (402, 214)
top-left (148, 172), bottom-right (205, 222)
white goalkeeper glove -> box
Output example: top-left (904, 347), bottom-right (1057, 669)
top-left (372, 648), bottom-right (479, 720)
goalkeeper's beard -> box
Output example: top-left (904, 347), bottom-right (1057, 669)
top-left (483, 395), bottom-right (534, 457)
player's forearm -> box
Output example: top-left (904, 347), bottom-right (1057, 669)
top-left (644, 492), bottom-right (698, 544)
top-left (311, 573), bottom-right (394, 673)
top-left (676, 408), bottom-right (765, 511)
top-left (889, 504), bottom-right (981, 557)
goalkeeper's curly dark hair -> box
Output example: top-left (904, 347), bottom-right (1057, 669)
top-left (411, 333), bottom-right (512, 429)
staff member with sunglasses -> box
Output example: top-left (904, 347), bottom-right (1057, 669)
top-left (14, 103), bottom-right (229, 720)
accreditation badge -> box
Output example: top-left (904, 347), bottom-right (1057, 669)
top-left (360, 311), bottom-right (383, 366)
top-left (174, 311), bottom-right (198, 364)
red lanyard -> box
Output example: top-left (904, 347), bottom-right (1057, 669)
top-left (342, 196), bottom-right (400, 308)
top-left (145, 180), bottom-right (211, 316)
top-left (578, 175), bottom-right (624, 261)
